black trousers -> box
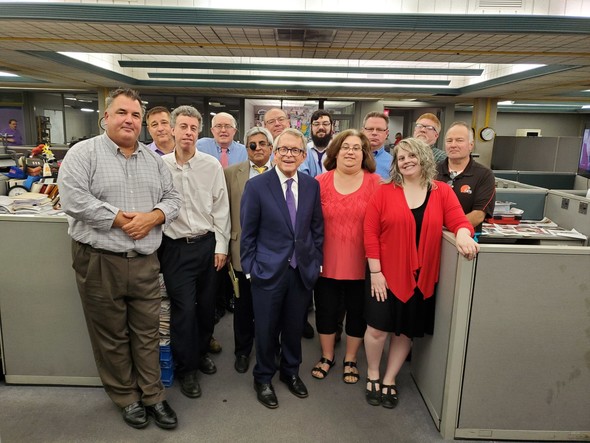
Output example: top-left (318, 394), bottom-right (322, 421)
top-left (159, 233), bottom-right (218, 375)
top-left (233, 271), bottom-right (255, 357)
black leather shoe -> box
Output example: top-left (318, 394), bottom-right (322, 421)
top-left (146, 400), bottom-right (177, 430)
top-left (209, 337), bottom-right (222, 354)
top-left (279, 374), bottom-right (308, 398)
top-left (199, 355), bottom-right (217, 375)
top-left (179, 371), bottom-right (201, 398)
top-left (254, 380), bottom-right (278, 409)
top-left (302, 320), bottom-right (315, 339)
top-left (234, 355), bottom-right (249, 373)
top-left (122, 401), bottom-right (148, 429)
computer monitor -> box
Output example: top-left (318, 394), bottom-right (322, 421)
top-left (577, 128), bottom-right (590, 179)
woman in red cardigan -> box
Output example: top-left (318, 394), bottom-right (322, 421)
top-left (363, 137), bottom-right (479, 409)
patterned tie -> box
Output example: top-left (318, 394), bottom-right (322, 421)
top-left (285, 178), bottom-right (297, 268)
top-left (252, 165), bottom-right (268, 174)
top-left (220, 147), bottom-right (229, 168)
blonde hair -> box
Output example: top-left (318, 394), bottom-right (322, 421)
top-left (386, 137), bottom-right (437, 187)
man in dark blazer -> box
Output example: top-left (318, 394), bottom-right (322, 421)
top-left (240, 128), bottom-right (324, 409)
top-left (224, 126), bottom-right (274, 374)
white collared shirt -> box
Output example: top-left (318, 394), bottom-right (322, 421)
top-left (275, 167), bottom-right (299, 210)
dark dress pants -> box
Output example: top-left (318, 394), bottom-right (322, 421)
top-left (159, 233), bottom-right (217, 376)
top-left (233, 270), bottom-right (255, 357)
top-left (251, 267), bottom-right (311, 383)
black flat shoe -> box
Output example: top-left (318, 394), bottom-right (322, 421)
top-left (122, 401), bottom-right (148, 429)
top-left (199, 355), bottom-right (217, 374)
top-left (179, 371), bottom-right (201, 398)
top-left (279, 374), bottom-right (308, 398)
top-left (146, 400), bottom-right (177, 430)
top-left (365, 378), bottom-right (381, 406)
top-left (234, 355), bottom-right (249, 373)
top-left (381, 384), bottom-right (399, 409)
top-left (254, 380), bottom-right (278, 409)
top-left (302, 321), bottom-right (315, 339)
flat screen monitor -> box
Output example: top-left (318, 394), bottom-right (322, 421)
top-left (578, 128), bottom-right (590, 179)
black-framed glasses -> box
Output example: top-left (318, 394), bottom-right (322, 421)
top-left (363, 127), bottom-right (387, 133)
top-left (414, 123), bottom-right (438, 134)
top-left (312, 122), bottom-right (331, 128)
top-left (276, 146), bottom-right (304, 156)
top-left (447, 170), bottom-right (459, 188)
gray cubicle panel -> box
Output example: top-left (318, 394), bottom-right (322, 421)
top-left (494, 188), bottom-right (546, 221)
top-left (0, 215), bottom-right (101, 385)
top-left (574, 174), bottom-right (590, 191)
top-left (495, 177), bottom-right (542, 190)
top-left (493, 170), bottom-right (519, 181)
top-left (413, 233), bottom-right (590, 441)
top-left (517, 171), bottom-right (576, 189)
top-left (492, 136), bottom-right (581, 172)
top-left (544, 190), bottom-right (590, 239)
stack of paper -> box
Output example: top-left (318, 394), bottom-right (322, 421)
top-left (159, 274), bottom-right (172, 346)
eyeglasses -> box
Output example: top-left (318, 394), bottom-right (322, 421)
top-left (363, 127), bottom-right (387, 133)
top-left (248, 141), bottom-right (269, 150)
top-left (341, 145), bottom-right (362, 153)
top-left (312, 122), bottom-right (331, 128)
top-left (265, 117), bottom-right (288, 125)
top-left (212, 124), bottom-right (235, 131)
top-left (414, 123), bottom-right (438, 134)
top-left (276, 146), bottom-right (304, 157)
top-left (447, 170), bottom-right (459, 188)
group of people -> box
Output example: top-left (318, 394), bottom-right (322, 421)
top-left (58, 87), bottom-right (495, 430)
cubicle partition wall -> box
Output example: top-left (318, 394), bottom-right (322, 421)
top-left (494, 188), bottom-right (547, 221)
top-left (544, 190), bottom-right (590, 239)
top-left (412, 233), bottom-right (590, 441)
top-left (492, 136), bottom-right (581, 172)
top-left (0, 215), bottom-right (101, 385)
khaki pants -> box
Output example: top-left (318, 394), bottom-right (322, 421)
top-left (71, 240), bottom-right (165, 408)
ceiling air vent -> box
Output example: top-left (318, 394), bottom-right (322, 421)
top-left (477, 0), bottom-right (523, 7)
top-left (275, 29), bottom-right (335, 43)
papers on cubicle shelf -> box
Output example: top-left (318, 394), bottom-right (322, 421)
top-left (547, 228), bottom-right (587, 240)
top-left (482, 223), bottom-right (587, 241)
top-left (519, 217), bottom-right (558, 228)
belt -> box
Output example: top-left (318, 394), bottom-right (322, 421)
top-left (79, 242), bottom-right (145, 259)
top-left (169, 231), bottom-right (214, 244)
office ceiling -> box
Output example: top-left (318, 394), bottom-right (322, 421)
top-left (1, 3), bottom-right (590, 110)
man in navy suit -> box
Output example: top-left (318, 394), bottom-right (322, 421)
top-left (240, 128), bottom-right (324, 409)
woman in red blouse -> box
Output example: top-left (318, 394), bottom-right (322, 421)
top-left (363, 137), bottom-right (479, 408)
top-left (312, 129), bottom-right (381, 383)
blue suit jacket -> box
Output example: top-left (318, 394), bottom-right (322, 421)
top-left (240, 168), bottom-right (324, 291)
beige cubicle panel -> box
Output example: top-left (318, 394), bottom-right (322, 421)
top-left (412, 233), bottom-right (590, 441)
top-left (0, 215), bottom-right (101, 385)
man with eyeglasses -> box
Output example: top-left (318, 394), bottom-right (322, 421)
top-left (362, 111), bottom-right (393, 179)
top-left (224, 127), bottom-right (274, 374)
top-left (413, 113), bottom-right (447, 163)
top-left (300, 110), bottom-right (334, 178)
top-left (197, 112), bottom-right (247, 168)
top-left (436, 121), bottom-right (495, 232)
top-left (263, 108), bottom-right (291, 139)
top-left (146, 106), bottom-right (175, 156)
top-left (241, 128), bottom-right (324, 409)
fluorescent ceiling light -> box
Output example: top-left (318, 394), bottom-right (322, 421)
top-left (80, 108), bottom-right (94, 112)
top-left (0, 71), bottom-right (18, 77)
top-left (582, 105), bottom-right (590, 109)
top-left (498, 100), bottom-right (514, 105)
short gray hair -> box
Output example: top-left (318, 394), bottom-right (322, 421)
top-left (446, 121), bottom-right (474, 143)
top-left (387, 137), bottom-right (437, 187)
top-left (212, 112), bottom-right (237, 128)
top-left (171, 105), bottom-right (203, 131)
top-left (273, 128), bottom-right (306, 151)
top-left (244, 126), bottom-right (273, 145)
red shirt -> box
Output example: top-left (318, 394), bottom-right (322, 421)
top-left (364, 181), bottom-right (473, 302)
top-left (317, 170), bottom-right (381, 280)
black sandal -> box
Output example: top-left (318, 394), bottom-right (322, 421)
top-left (381, 384), bottom-right (398, 409)
top-left (311, 357), bottom-right (335, 379)
top-left (342, 360), bottom-right (360, 384)
top-left (365, 378), bottom-right (381, 406)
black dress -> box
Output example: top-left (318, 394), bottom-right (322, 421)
top-left (364, 190), bottom-right (436, 338)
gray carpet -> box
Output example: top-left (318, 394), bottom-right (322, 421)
top-left (0, 311), bottom-right (483, 443)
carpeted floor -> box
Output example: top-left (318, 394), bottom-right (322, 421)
top-left (0, 311), bottom-right (484, 443)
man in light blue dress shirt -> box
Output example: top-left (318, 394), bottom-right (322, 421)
top-left (197, 112), bottom-right (247, 167)
top-left (362, 111), bottom-right (393, 179)
top-left (299, 110), bottom-right (334, 178)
